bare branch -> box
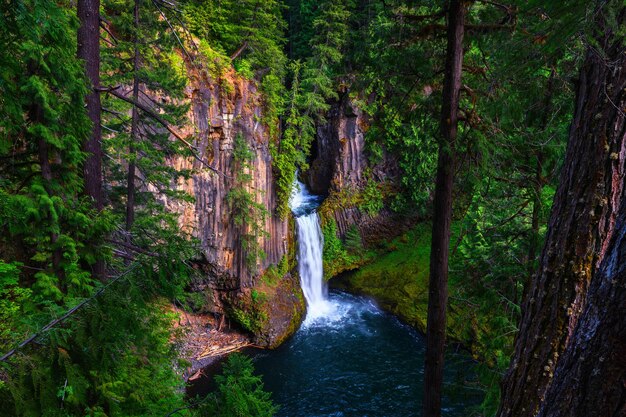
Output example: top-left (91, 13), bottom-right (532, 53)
top-left (102, 87), bottom-right (227, 177)
top-left (150, 0), bottom-right (194, 64)
top-left (99, 19), bottom-right (119, 44)
top-left (230, 41), bottom-right (249, 61)
top-left (106, 239), bottom-right (159, 257)
top-left (0, 266), bottom-right (137, 363)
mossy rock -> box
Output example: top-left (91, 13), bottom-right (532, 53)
top-left (331, 223), bottom-right (484, 357)
top-left (225, 270), bottom-right (305, 349)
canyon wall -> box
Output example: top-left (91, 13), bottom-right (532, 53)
top-left (167, 67), bottom-right (304, 348)
top-left (308, 95), bottom-right (412, 249)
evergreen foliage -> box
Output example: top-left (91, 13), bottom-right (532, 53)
top-left (227, 134), bottom-right (269, 271)
top-left (0, 1), bottom-right (198, 415)
top-left (0, 0), bottom-right (109, 309)
top-left (344, 224), bottom-right (364, 255)
top-left (273, 0), bottom-right (352, 215)
top-left (0, 0), bottom-right (617, 416)
top-left (197, 354), bottom-right (277, 417)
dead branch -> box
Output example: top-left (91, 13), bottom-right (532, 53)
top-left (150, 0), bottom-right (194, 64)
top-left (102, 87), bottom-right (226, 177)
top-left (106, 239), bottom-right (159, 257)
top-left (0, 266), bottom-right (137, 363)
top-left (99, 20), bottom-right (119, 44)
top-left (230, 41), bottom-right (249, 61)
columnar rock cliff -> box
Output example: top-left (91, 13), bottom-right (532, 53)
top-left (308, 95), bottom-right (410, 248)
top-left (168, 66), bottom-right (304, 348)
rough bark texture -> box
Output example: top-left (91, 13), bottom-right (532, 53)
top-left (536, 209), bottom-right (626, 417)
top-left (423, 1), bottom-right (465, 416)
top-left (77, 0), bottom-right (103, 211)
top-left (310, 95), bottom-right (410, 248)
top-left (498, 6), bottom-right (626, 416)
top-left (77, 0), bottom-right (105, 280)
top-left (165, 66), bottom-right (304, 347)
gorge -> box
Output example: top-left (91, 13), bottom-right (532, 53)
top-left (239, 178), bottom-right (482, 416)
top-left (1, 1), bottom-right (624, 417)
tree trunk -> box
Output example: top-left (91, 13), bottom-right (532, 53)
top-left (77, 0), bottom-right (103, 211)
top-left (78, 0), bottom-right (105, 279)
top-left (126, 0), bottom-right (141, 233)
top-left (535, 204), bottom-right (626, 417)
top-left (498, 5), bottom-right (626, 417)
top-left (423, 1), bottom-right (465, 416)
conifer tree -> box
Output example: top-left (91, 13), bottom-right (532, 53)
top-left (498, 2), bottom-right (626, 415)
top-left (100, 0), bottom-right (192, 250)
top-left (0, 0), bottom-right (106, 312)
top-left (274, 0), bottom-right (351, 216)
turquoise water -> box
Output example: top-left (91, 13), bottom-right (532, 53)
top-left (252, 291), bottom-right (482, 417)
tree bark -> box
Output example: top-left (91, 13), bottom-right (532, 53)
top-left (78, 0), bottom-right (105, 279)
top-left (498, 5), bottom-right (626, 417)
top-left (77, 0), bottom-right (103, 211)
top-left (423, 1), bottom-right (465, 416)
top-left (535, 205), bottom-right (626, 417)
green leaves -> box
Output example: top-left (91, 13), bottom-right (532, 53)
top-left (198, 353), bottom-right (278, 417)
top-left (228, 134), bottom-right (269, 271)
top-left (0, 262), bottom-right (30, 352)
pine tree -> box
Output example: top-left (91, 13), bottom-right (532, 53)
top-left (273, 0), bottom-right (352, 215)
top-left (0, 0), bottom-right (107, 309)
top-left (423, 2), bottom-right (466, 416)
top-left (100, 0), bottom-right (192, 252)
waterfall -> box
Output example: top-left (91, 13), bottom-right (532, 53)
top-left (289, 179), bottom-right (331, 321)
top-left (296, 213), bottom-right (329, 316)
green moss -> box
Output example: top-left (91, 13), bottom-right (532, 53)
top-left (318, 180), bottom-right (393, 223)
top-left (321, 218), bottom-right (373, 279)
top-left (230, 301), bottom-right (269, 335)
top-left (228, 250), bottom-right (305, 347)
top-left (260, 255), bottom-right (288, 286)
top-left (333, 223), bottom-right (479, 354)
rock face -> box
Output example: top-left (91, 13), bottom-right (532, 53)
top-left (307, 97), bottom-right (366, 196)
top-left (168, 67), bottom-right (304, 348)
top-left (308, 95), bottom-right (410, 248)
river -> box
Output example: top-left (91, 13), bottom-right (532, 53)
top-left (247, 180), bottom-right (482, 416)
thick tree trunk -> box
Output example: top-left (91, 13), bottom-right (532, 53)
top-left (536, 206), bottom-right (626, 417)
top-left (77, 0), bottom-right (103, 211)
top-left (423, 1), bottom-right (465, 416)
top-left (498, 5), bottom-right (626, 417)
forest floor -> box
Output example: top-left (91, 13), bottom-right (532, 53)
top-left (170, 306), bottom-right (251, 381)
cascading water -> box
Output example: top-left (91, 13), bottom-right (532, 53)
top-left (289, 178), bottom-right (332, 322)
top-left (191, 175), bottom-right (482, 416)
